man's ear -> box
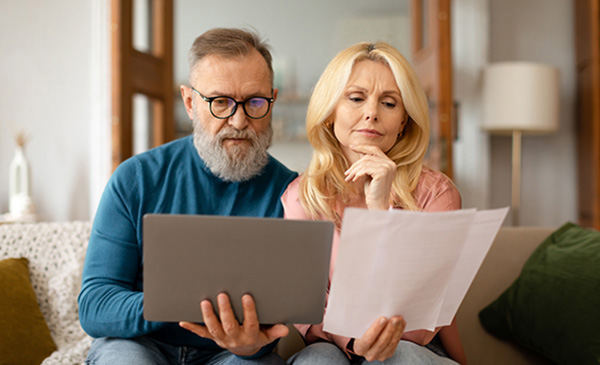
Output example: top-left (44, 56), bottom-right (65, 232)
top-left (180, 85), bottom-right (194, 119)
top-left (272, 88), bottom-right (279, 102)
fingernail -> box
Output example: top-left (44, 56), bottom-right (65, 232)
top-left (379, 317), bottom-right (387, 325)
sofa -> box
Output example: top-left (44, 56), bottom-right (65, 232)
top-left (0, 221), bottom-right (93, 364)
top-left (0, 222), bottom-right (560, 364)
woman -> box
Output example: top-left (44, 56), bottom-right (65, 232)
top-left (281, 42), bottom-right (467, 364)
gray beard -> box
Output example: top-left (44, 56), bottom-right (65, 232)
top-left (192, 117), bottom-right (272, 182)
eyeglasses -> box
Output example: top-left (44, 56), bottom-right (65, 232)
top-left (191, 87), bottom-right (274, 119)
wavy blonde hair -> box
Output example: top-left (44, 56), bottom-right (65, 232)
top-left (298, 42), bottom-right (430, 226)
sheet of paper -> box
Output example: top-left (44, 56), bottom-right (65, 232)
top-left (322, 207), bottom-right (507, 338)
top-left (436, 207), bottom-right (509, 325)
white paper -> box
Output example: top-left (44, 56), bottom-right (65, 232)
top-left (322, 207), bottom-right (508, 338)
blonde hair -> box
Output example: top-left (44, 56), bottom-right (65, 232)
top-left (299, 42), bottom-right (430, 226)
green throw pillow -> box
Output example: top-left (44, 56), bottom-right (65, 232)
top-left (0, 257), bottom-right (57, 365)
top-left (479, 222), bottom-right (600, 364)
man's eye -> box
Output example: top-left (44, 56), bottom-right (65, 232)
top-left (213, 98), bottom-right (230, 106)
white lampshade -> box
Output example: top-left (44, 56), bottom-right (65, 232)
top-left (482, 62), bottom-right (560, 134)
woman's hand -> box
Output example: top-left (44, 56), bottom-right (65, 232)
top-left (352, 315), bottom-right (406, 362)
top-left (344, 144), bottom-right (397, 210)
top-left (179, 293), bottom-right (288, 356)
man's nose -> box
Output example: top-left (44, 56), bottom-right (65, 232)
top-left (227, 105), bottom-right (249, 130)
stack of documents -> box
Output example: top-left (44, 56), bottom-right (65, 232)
top-left (323, 207), bottom-right (509, 337)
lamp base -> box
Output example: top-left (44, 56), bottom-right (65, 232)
top-left (511, 130), bottom-right (522, 226)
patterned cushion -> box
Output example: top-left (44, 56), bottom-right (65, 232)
top-left (0, 221), bottom-right (93, 364)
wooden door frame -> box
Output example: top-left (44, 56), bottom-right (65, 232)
top-left (110, 0), bottom-right (174, 171)
top-left (411, 0), bottom-right (454, 179)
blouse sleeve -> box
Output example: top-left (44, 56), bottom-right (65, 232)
top-left (414, 169), bottom-right (462, 212)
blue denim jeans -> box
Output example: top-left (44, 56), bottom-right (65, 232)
top-left (86, 337), bottom-right (286, 365)
top-left (287, 341), bottom-right (458, 365)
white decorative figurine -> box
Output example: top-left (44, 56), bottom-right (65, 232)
top-left (5, 133), bottom-right (36, 222)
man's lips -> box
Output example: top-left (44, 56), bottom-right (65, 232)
top-left (222, 137), bottom-right (250, 144)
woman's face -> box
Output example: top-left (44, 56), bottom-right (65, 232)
top-left (332, 60), bottom-right (408, 162)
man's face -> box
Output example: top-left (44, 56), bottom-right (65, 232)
top-left (180, 50), bottom-right (278, 181)
top-left (182, 50), bottom-right (276, 147)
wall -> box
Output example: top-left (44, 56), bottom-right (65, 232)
top-left (488, 0), bottom-right (577, 226)
top-left (0, 0), bottom-right (94, 222)
top-left (0, 0), bottom-right (578, 226)
top-left (451, 0), bottom-right (490, 212)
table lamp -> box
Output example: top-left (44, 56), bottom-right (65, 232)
top-left (482, 62), bottom-right (560, 225)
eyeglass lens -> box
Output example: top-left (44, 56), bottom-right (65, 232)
top-left (211, 97), bottom-right (270, 119)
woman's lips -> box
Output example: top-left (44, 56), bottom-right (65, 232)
top-left (356, 128), bottom-right (383, 137)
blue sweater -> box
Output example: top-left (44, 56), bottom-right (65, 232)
top-left (78, 136), bottom-right (298, 353)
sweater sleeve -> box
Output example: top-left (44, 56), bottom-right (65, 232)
top-left (78, 160), bottom-right (166, 338)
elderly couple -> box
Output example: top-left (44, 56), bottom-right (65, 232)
top-left (78, 28), bottom-right (466, 365)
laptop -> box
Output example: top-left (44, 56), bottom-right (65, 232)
top-left (143, 214), bottom-right (334, 324)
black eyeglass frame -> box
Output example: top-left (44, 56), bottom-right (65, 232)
top-left (191, 87), bottom-right (274, 119)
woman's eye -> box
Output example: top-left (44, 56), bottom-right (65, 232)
top-left (382, 101), bottom-right (397, 108)
top-left (348, 94), bottom-right (364, 103)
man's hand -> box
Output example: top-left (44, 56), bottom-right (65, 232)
top-left (352, 315), bottom-right (406, 362)
top-left (179, 293), bottom-right (289, 357)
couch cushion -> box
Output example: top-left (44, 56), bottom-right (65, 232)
top-left (0, 221), bottom-right (93, 364)
top-left (479, 222), bottom-right (600, 364)
top-left (0, 257), bottom-right (57, 364)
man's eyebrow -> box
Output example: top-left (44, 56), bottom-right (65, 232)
top-left (203, 90), bottom-right (271, 98)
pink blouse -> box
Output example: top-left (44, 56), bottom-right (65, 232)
top-left (280, 167), bottom-right (462, 356)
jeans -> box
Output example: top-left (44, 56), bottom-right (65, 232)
top-left (86, 337), bottom-right (286, 365)
top-left (287, 341), bottom-right (459, 365)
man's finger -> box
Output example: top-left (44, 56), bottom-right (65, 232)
top-left (179, 321), bottom-right (211, 339)
top-left (263, 324), bottom-right (290, 342)
top-left (216, 293), bottom-right (241, 336)
top-left (240, 294), bottom-right (260, 333)
top-left (200, 299), bottom-right (226, 339)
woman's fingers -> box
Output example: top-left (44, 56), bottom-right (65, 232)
top-left (356, 316), bottom-right (407, 362)
top-left (378, 316), bottom-right (406, 360)
top-left (349, 144), bottom-right (388, 157)
top-left (353, 317), bottom-right (389, 356)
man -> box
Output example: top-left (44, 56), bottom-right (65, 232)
top-left (78, 28), bottom-right (297, 364)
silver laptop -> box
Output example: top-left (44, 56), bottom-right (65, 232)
top-left (143, 214), bottom-right (334, 324)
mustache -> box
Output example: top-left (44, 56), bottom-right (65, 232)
top-left (216, 128), bottom-right (257, 143)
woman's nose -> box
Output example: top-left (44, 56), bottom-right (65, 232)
top-left (364, 101), bottom-right (378, 122)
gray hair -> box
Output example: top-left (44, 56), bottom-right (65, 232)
top-left (188, 28), bottom-right (273, 83)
